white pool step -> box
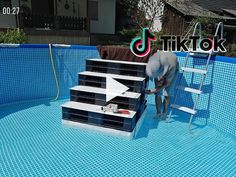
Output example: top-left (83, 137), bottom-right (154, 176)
top-left (87, 58), bottom-right (147, 66)
top-left (79, 71), bottom-right (145, 82)
top-left (181, 67), bottom-right (207, 74)
top-left (171, 104), bottom-right (196, 115)
top-left (62, 101), bottom-right (136, 119)
top-left (176, 86), bottom-right (202, 94)
top-left (62, 58), bottom-right (148, 135)
top-left (71, 86), bottom-right (141, 99)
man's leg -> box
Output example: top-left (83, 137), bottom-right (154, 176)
top-left (154, 78), bottom-right (162, 117)
top-left (155, 95), bottom-right (162, 117)
top-left (163, 75), bottom-right (177, 119)
top-left (162, 96), bottom-right (169, 119)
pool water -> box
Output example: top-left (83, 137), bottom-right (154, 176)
top-left (0, 99), bottom-right (235, 176)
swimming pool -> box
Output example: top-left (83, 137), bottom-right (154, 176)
top-left (0, 45), bottom-right (235, 176)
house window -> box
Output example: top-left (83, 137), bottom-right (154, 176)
top-left (0, 0), bottom-right (12, 13)
top-left (88, 0), bottom-right (98, 20)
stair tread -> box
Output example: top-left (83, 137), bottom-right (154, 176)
top-left (62, 101), bottom-right (136, 118)
top-left (171, 104), bottom-right (196, 115)
top-left (87, 58), bottom-right (147, 66)
top-left (181, 67), bottom-right (207, 74)
top-left (71, 85), bottom-right (141, 99)
top-left (176, 86), bottom-right (202, 94)
top-left (79, 71), bottom-right (146, 81)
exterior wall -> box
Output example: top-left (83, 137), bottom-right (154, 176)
top-left (162, 5), bottom-right (186, 35)
top-left (0, 0), bottom-right (116, 35)
top-left (0, 0), bottom-right (87, 28)
top-left (0, 14), bottom-right (16, 28)
top-left (0, 0), bottom-right (31, 28)
top-left (90, 0), bottom-right (116, 34)
top-left (0, 0), bottom-right (18, 28)
top-left (56, 0), bottom-right (87, 17)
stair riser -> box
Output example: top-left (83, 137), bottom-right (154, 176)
top-left (86, 60), bottom-right (146, 73)
top-left (86, 65), bottom-right (146, 77)
top-left (70, 92), bottom-right (146, 111)
top-left (78, 75), bottom-right (147, 93)
top-left (70, 97), bottom-right (145, 112)
top-left (70, 89), bottom-right (145, 104)
top-left (62, 107), bottom-right (139, 132)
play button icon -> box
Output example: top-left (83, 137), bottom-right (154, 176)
top-left (106, 75), bottom-right (129, 102)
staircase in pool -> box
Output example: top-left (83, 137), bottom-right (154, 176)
top-left (61, 59), bottom-right (148, 138)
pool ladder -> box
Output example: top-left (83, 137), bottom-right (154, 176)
top-left (168, 22), bottom-right (224, 129)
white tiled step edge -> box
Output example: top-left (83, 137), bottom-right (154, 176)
top-left (176, 86), bottom-right (202, 94)
top-left (171, 104), bottom-right (196, 115)
top-left (62, 101), bottom-right (136, 119)
top-left (181, 67), bottom-right (207, 74)
top-left (62, 108), bottom-right (147, 140)
top-left (71, 85), bottom-right (141, 99)
top-left (79, 71), bottom-right (146, 82)
top-left (87, 58), bottom-right (147, 66)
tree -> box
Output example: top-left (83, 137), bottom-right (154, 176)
top-left (120, 0), bottom-right (165, 31)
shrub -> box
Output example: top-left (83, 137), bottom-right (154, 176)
top-left (223, 43), bottom-right (236, 57)
top-left (118, 28), bottom-right (138, 41)
top-left (0, 29), bottom-right (28, 44)
top-left (231, 44), bottom-right (236, 52)
top-left (228, 44), bottom-right (236, 57)
top-left (0, 32), bottom-right (4, 43)
top-left (194, 17), bottom-right (220, 38)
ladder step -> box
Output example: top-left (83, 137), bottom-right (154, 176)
top-left (189, 52), bottom-right (209, 56)
top-left (176, 86), bottom-right (202, 94)
top-left (181, 67), bottom-right (207, 74)
top-left (171, 104), bottom-right (196, 115)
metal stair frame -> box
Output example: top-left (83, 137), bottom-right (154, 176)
top-left (168, 22), bottom-right (224, 130)
top-left (182, 19), bottom-right (197, 40)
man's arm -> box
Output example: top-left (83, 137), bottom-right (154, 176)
top-left (145, 67), bottom-right (177, 94)
top-left (146, 80), bottom-right (172, 94)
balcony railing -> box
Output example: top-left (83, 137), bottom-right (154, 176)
top-left (58, 16), bottom-right (88, 30)
top-left (20, 14), bottom-right (90, 32)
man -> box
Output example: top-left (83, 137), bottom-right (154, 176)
top-left (145, 51), bottom-right (179, 119)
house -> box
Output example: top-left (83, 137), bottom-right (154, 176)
top-left (162, 0), bottom-right (236, 43)
top-left (0, 0), bottom-right (116, 44)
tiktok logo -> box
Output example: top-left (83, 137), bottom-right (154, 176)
top-left (130, 28), bottom-right (157, 57)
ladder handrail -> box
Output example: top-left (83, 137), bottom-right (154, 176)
top-left (192, 22), bottom-right (202, 37)
top-left (183, 20), bottom-right (196, 40)
top-left (214, 22), bottom-right (224, 39)
top-left (169, 22), bottom-right (225, 130)
top-left (188, 22), bottom-right (202, 52)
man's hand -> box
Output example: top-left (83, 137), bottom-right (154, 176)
top-left (157, 77), bottom-right (165, 87)
top-left (145, 89), bottom-right (158, 94)
top-left (145, 78), bottom-right (168, 95)
top-left (144, 89), bottom-right (151, 94)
